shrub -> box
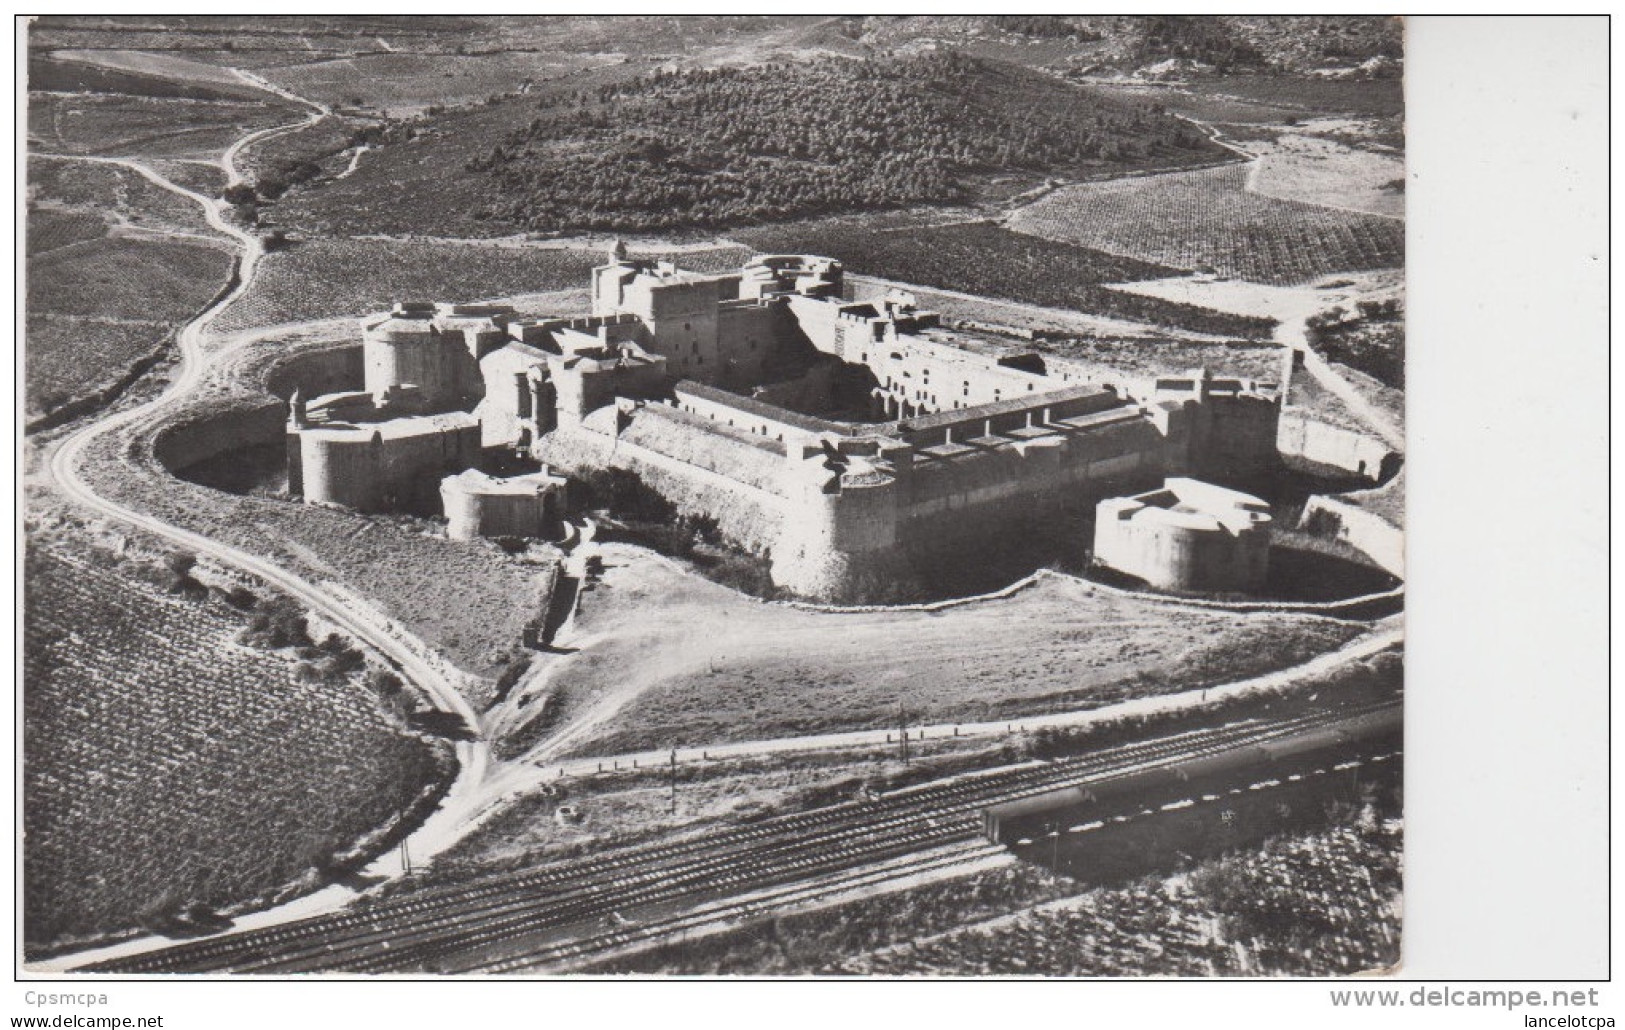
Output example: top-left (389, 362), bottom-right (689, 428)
top-left (241, 596), bottom-right (313, 650)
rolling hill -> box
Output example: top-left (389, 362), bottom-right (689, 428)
top-left (266, 52), bottom-right (1228, 237)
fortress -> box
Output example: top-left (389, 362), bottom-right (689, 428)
top-left (287, 247), bottom-right (1283, 599)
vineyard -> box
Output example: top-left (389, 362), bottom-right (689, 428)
top-left (1009, 162), bottom-right (1404, 285)
top-left (23, 536), bottom-right (450, 951)
top-left (25, 234), bottom-right (233, 417)
top-left (212, 238), bottom-right (751, 333)
top-left (30, 237), bottom-right (233, 323)
top-left (734, 221), bottom-right (1276, 339)
top-left (25, 157), bottom-right (235, 418)
top-left (26, 315), bottom-right (176, 419)
top-left (80, 414), bottom-right (554, 688)
top-left (26, 209), bottom-right (107, 256)
top-left (30, 157), bottom-right (221, 238)
top-left (847, 822), bottom-right (1401, 975)
top-left (27, 91), bottom-right (289, 161)
top-left (148, 159), bottom-right (229, 198)
top-left (258, 51), bottom-right (612, 116)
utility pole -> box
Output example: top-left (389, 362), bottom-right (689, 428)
top-left (1048, 821), bottom-right (1060, 876)
top-left (400, 840), bottom-right (412, 877)
top-left (669, 748), bottom-right (678, 816)
top-left (897, 700), bottom-right (909, 766)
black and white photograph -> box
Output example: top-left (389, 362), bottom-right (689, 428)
top-left (11, 13), bottom-right (1602, 996)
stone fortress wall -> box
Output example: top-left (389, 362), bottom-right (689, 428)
top-left (441, 467), bottom-right (569, 541)
top-left (283, 248), bottom-right (1287, 599)
top-left (1094, 478), bottom-right (1274, 593)
top-left (534, 252), bottom-right (1283, 597)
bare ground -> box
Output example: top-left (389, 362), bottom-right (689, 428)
top-left (512, 547), bottom-right (1365, 760)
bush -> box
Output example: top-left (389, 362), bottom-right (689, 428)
top-left (366, 669), bottom-right (404, 696)
top-left (215, 584), bottom-right (259, 610)
top-left (161, 551), bottom-right (207, 599)
top-left (704, 553), bottom-right (777, 597)
top-left (240, 596), bottom-right (313, 650)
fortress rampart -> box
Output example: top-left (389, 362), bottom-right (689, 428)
top-left (1278, 412), bottom-right (1396, 483)
top-left (293, 412), bottom-right (481, 513)
top-left (279, 247), bottom-right (1284, 600)
top-left (1094, 478), bottom-right (1274, 594)
top-left (441, 467), bottom-right (568, 541)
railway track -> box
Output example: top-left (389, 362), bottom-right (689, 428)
top-left (88, 701), bottom-right (1396, 975)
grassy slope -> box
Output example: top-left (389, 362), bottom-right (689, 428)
top-left (268, 54), bottom-right (1225, 238)
top-left (545, 551), bottom-right (1363, 757)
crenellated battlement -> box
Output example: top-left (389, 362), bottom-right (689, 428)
top-left (289, 251), bottom-right (1282, 600)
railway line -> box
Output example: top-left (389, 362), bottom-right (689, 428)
top-left (88, 701), bottom-right (1396, 975)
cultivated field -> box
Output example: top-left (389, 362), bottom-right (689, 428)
top-left (212, 239), bottom-right (751, 333)
top-left (735, 221), bottom-right (1277, 340)
top-left (25, 158), bottom-right (237, 419)
top-left (28, 92), bottom-right (289, 162)
top-left (147, 159), bottom-right (230, 197)
top-left (585, 816), bottom-right (1401, 975)
top-left (23, 531), bottom-right (450, 951)
top-left (25, 316), bottom-right (178, 419)
top-left (29, 158), bottom-right (222, 238)
top-left (744, 220), bottom-right (1181, 289)
top-left (531, 549), bottom-right (1364, 758)
top-left (849, 821), bottom-right (1401, 975)
top-left (259, 51), bottom-right (614, 116)
top-left (26, 209), bottom-right (107, 255)
top-left (29, 237), bottom-right (232, 324)
top-left (1009, 163), bottom-right (1404, 285)
top-left (26, 226), bottom-right (232, 418)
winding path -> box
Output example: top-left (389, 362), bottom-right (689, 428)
top-left (35, 76), bottom-right (500, 968)
top-left (34, 71), bottom-right (1405, 971)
